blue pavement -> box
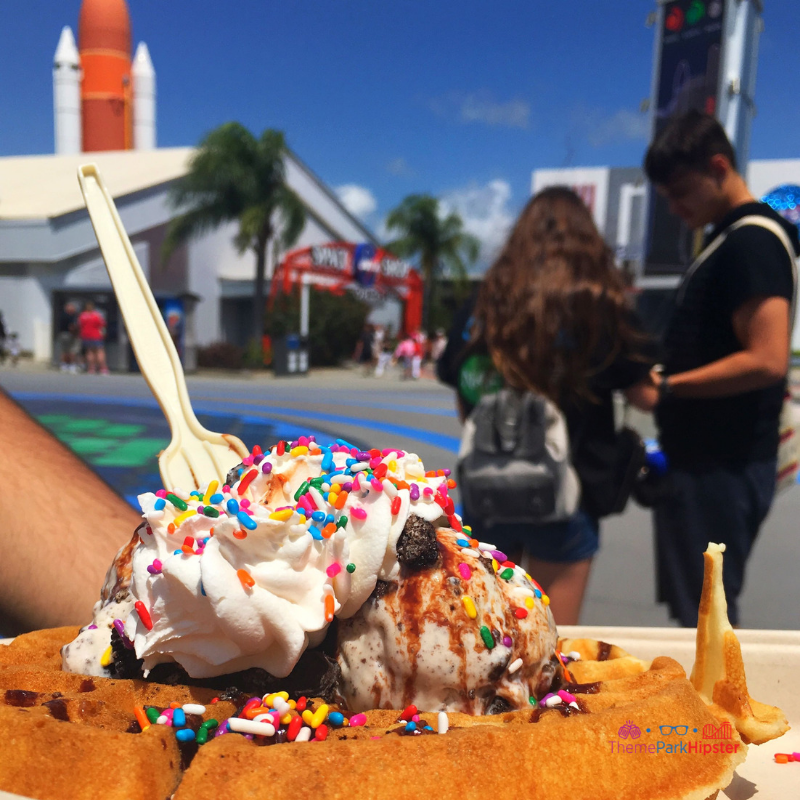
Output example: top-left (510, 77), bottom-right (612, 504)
top-left (12, 391), bottom-right (461, 453)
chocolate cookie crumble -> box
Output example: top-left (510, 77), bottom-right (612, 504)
top-left (396, 515), bottom-right (439, 569)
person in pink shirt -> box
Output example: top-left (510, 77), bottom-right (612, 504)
top-left (393, 336), bottom-right (416, 380)
top-left (77, 301), bottom-right (108, 375)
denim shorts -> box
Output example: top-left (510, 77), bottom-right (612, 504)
top-left (474, 509), bottom-right (600, 563)
top-left (82, 339), bottom-right (104, 350)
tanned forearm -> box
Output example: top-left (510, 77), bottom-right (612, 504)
top-left (669, 350), bottom-right (787, 398)
top-left (0, 389), bottom-right (139, 634)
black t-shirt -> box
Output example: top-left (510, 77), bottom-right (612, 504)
top-left (437, 293), bottom-right (656, 498)
top-left (657, 202), bottom-right (799, 467)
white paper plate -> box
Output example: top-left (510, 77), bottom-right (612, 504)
top-left (560, 626), bottom-right (800, 800)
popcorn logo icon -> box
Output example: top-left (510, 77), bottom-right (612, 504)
top-left (618, 720), bottom-right (641, 740)
top-left (702, 721), bottom-right (733, 740)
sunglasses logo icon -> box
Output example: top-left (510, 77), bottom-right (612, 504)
top-left (659, 725), bottom-right (689, 736)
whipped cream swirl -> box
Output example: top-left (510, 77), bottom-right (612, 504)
top-left (117, 445), bottom-right (448, 678)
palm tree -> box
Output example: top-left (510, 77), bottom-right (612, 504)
top-left (165, 123), bottom-right (306, 356)
top-left (385, 194), bottom-right (480, 330)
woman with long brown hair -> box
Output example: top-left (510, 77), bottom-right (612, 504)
top-left (439, 187), bottom-right (657, 624)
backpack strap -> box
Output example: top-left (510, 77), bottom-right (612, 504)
top-left (677, 214), bottom-right (798, 320)
top-left (727, 215), bottom-right (798, 324)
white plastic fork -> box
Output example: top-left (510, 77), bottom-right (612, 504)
top-left (77, 163), bottom-right (249, 491)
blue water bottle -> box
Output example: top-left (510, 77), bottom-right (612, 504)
top-left (644, 439), bottom-right (668, 475)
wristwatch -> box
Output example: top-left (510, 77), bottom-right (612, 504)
top-left (657, 373), bottom-right (673, 401)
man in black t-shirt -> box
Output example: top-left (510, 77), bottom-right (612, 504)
top-left (644, 111), bottom-right (799, 627)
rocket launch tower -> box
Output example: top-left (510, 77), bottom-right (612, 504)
top-left (53, 0), bottom-right (156, 154)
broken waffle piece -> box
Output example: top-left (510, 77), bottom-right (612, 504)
top-left (691, 542), bottom-right (789, 745)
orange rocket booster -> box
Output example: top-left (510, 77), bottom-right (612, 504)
top-left (79, 0), bottom-right (133, 152)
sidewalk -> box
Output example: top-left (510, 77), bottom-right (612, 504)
top-left (0, 357), bottom-right (444, 387)
top-left (2, 362), bottom-right (797, 630)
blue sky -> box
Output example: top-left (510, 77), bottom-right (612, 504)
top-left (2, 1), bottom-right (800, 261)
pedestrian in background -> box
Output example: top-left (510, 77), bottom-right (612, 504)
top-left (7, 333), bottom-right (21, 366)
top-left (644, 111), bottom-right (798, 628)
top-left (439, 187), bottom-right (657, 624)
top-left (374, 326), bottom-right (393, 377)
top-left (58, 301), bottom-right (80, 373)
top-left (411, 329), bottom-right (426, 379)
top-left (394, 335), bottom-right (416, 380)
top-left (430, 328), bottom-right (448, 363)
top-left (353, 323), bottom-right (374, 375)
top-left (78, 301), bottom-right (109, 375)
top-left (0, 311), bottom-right (6, 364)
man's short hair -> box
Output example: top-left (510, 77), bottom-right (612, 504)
top-left (644, 110), bottom-right (737, 185)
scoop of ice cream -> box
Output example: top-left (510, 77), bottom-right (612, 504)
top-left (63, 439), bottom-right (452, 679)
top-left (336, 522), bottom-right (559, 714)
top-left (61, 529), bottom-right (138, 676)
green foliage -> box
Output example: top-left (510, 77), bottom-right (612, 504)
top-left (197, 342), bottom-right (244, 370)
top-left (164, 123), bottom-right (306, 352)
top-left (267, 288), bottom-right (369, 367)
top-left (385, 194), bottom-right (480, 329)
top-left (243, 339), bottom-right (268, 369)
top-left (427, 278), bottom-right (476, 335)
top-left (165, 124), bottom-right (304, 258)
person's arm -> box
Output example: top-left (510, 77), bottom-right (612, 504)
top-left (625, 377), bottom-right (659, 412)
top-left (0, 389), bottom-right (139, 634)
top-left (654, 296), bottom-right (790, 398)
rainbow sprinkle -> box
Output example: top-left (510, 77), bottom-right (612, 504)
top-left (135, 433), bottom-right (551, 696)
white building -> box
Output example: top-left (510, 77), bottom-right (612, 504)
top-left (0, 148), bottom-right (379, 368)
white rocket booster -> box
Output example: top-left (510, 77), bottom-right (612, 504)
top-left (53, 26), bottom-right (81, 154)
top-left (132, 42), bottom-right (156, 151)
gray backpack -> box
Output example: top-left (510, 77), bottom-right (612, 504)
top-left (457, 388), bottom-right (580, 530)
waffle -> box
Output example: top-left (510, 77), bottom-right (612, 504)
top-left (0, 543), bottom-right (785, 800)
top-left (0, 632), bottom-right (741, 800)
top-left (690, 543), bottom-right (789, 745)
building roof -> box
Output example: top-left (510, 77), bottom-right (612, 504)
top-left (0, 147), bottom-right (193, 220)
top-left (0, 146), bottom-right (378, 246)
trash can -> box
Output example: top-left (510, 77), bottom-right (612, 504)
top-left (273, 333), bottom-right (309, 376)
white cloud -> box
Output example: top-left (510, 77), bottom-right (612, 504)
top-left (375, 215), bottom-right (392, 243)
top-left (335, 184), bottom-right (377, 220)
top-left (583, 107), bottom-right (649, 147)
top-left (429, 92), bottom-right (531, 129)
top-left (386, 157), bottom-right (413, 177)
top-left (440, 179), bottom-right (515, 268)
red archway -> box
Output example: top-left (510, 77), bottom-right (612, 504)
top-left (269, 242), bottom-right (423, 334)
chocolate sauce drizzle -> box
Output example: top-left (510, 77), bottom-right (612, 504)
top-left (596, 642), bottom-right (613, 661)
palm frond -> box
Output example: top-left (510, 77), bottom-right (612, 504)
top-left (163, 203), bottom-right (228, 260)
top-left (384, 236), bottom-right (419, 260)
top-left (235, 204), bottom-right (271, 254)
top-left (384, 194), bottom-right (438, 234)
top-left (277, 187), bottom-right (307, 250)
top-left (169, 123), bottom-right (259, 214)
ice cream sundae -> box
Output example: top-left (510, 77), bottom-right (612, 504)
top-left (62, 436), bottom-right (559, 714)
top-left (1, 435), bottom-right (789, 800)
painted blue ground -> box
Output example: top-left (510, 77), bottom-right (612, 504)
top-left (14, 395), bottom-right (362, 509)
top-left (11, 391), bottom-right (459, 509)
top-left (12, 392), bottom-right (461, 452)
top-left (191, 391), bottom-right (458, 419)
